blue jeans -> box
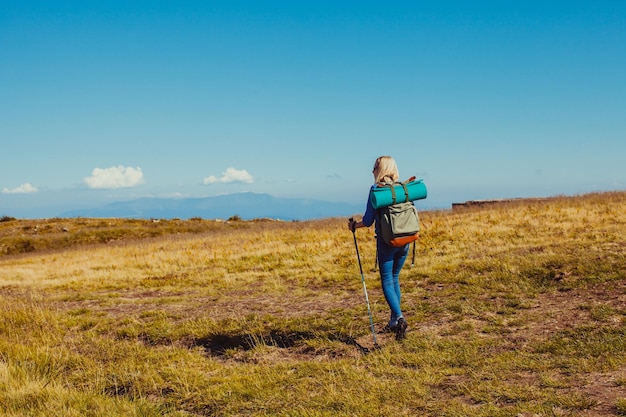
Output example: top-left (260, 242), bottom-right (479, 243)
top-left (377, 240), bottom-right (409, 326)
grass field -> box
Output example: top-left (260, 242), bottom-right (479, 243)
top-left (1, 192), bottom-right (625, 416)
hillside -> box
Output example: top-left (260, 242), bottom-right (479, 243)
top-left (0, 192), bottom-right (625, 416)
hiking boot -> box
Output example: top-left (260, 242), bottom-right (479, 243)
top-left (381, 323), bottom-right (397, 333)
top-left (395, 317), bottom-right (408, 341)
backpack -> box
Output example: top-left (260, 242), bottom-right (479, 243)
top-left (376, 200), bottom-right (420, 247)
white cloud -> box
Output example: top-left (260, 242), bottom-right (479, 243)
top-left (84, 165), bottom-right (145, 189)
top-left (2, 183), bottom-right (39, 194)
top-left (203, 167), bottom-right (254, 185)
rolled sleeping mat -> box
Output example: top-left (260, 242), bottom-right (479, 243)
top-left (370, 179), bottom-right (427, 209)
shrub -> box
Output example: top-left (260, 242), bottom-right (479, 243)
top-left (3, 238), bottom-right (35, 254)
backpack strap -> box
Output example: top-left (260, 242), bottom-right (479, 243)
top-left (400, 176), bottom-right (416, 205)
top-left (400, 182), bottom-right (409, 203)
top-left (379, 177), bottom-right (415, 205)
top-left (391, 180), bottom-right (410, 205)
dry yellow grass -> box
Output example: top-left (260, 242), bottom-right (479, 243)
top-left (1, 192), bottom-right (625, 416)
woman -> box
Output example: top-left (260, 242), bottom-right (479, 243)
top-left (348, 156), bottom-right (409, 341)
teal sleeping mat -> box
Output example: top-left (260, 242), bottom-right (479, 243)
top-left (370, 179), bottom-right (427, 209)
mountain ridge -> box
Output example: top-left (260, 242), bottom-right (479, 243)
top-left (59, 192), bottom-right (363, 221)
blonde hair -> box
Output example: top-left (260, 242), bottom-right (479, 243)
top-left (373, 156), bottom-right (399, 184)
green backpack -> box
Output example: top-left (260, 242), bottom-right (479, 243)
top-left (377, 200), bottom-right (420, 247)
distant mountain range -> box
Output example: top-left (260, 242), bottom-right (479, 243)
top-left (59, 192), bottom-right (363, 221)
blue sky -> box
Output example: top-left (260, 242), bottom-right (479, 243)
top-left (1, 1), bottom-right (625, 217)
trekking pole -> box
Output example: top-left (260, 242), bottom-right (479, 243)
top-left (349, 218), bottom-right (379, 348)
top-left (411, 241), bottom-right (416, 267)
